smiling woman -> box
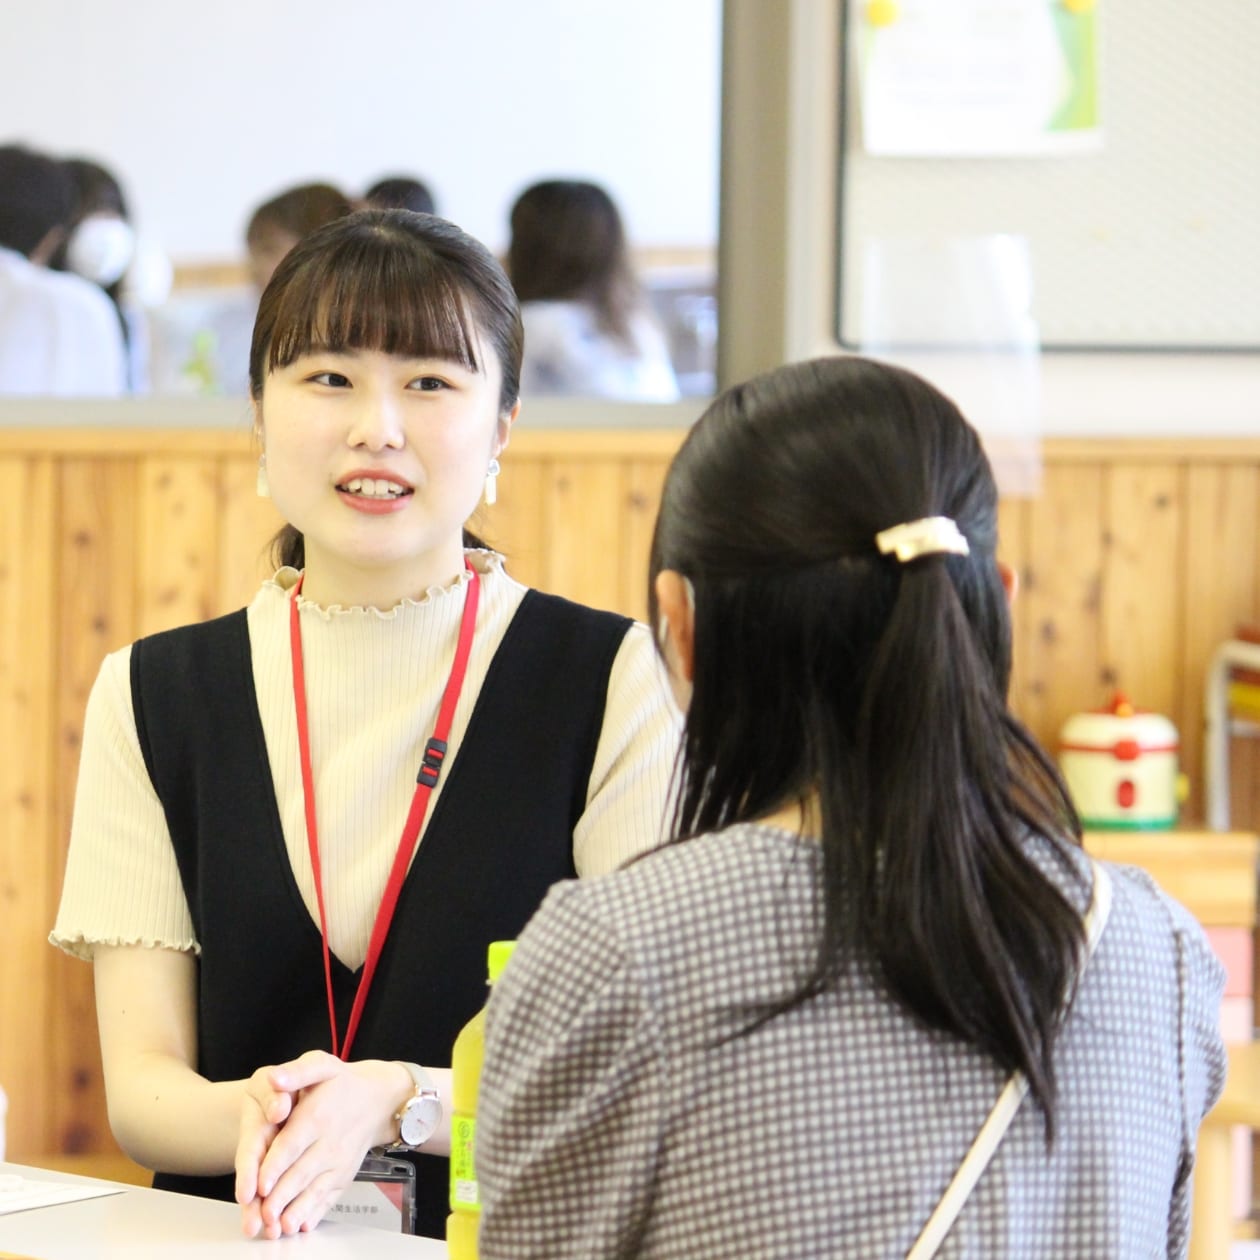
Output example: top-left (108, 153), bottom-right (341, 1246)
top-left (49, 208), bottom-right (680, 1242)
top-left (248, 211), bottom-right (523, 607)
top-left (259, 345), bottom-right (515, 607)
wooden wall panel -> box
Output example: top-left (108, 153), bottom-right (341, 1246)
top-left (135, 458), bottom-right (220, 636)
top-left (543, 459), bottom-right (626, 616)
top-left (1181, 465), bottom-right (1260, 824)
top-left (0, 457), bottom-right (55, 1158)
top-left (1019, 463), bottom-right (1107, 756)
top-left (3, 429), bottom-right (1260, 1165)
top-left (47, 461), bottom-right (139, 1158)
top-left (217, 455), bottom-right (284, 614)
top-left (476, 455), bottom-right (546, 591)
top-left (996, 495), bottom-right (1031, 722)
top-left (1101, 464), bottom-right (1184, 720)
top-left (621, 458), bottom-right (671, 624)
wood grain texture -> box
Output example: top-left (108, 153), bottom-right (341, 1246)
top-left (0, 457), bottom-right (55, 1158)
top-left (217, 455), bottom-right (284, 612)
top-left (543, 459), bottom-right (626, 616)
top-left (135, 458), bottom-right (219, 636)
top-left (1083, 830), bottom-right (1259, 928)
top-left (1102, 464), bottom-right (1184, 719)
top-left (997, 495), bottom-right (1031, 721)
top-left (622, 458), bottom-right (672, 624)
top-left (48, 461), bottom-right (139, 1158)
top-left (476, 455), bottom-right (546, 593)
top-left (1182, 465), bottom-right (1260, 824)
top-left (4, 428), bottom-right (1260, 1166)
top-left (1021, 463), bottom-right (1107, 750)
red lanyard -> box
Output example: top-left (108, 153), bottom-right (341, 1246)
top-left (289, 559), bottom-right (480, 1060)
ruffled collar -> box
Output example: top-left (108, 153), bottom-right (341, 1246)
top-left (261, 549), bottom-right (502, 622)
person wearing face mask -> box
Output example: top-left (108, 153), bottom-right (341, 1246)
top-left (0, 144), bottom-right (126, 396)
top-left (54, 157), bottom-right (173, 394)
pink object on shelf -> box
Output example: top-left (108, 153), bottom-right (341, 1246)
top-left (1206, 927), bottom-right (1255, 998)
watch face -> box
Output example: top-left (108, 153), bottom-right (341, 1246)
top-left (399, 1091), bottom-right (442, 1147)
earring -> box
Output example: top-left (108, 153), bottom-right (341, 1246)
top-left (256, 454), bottom-right (270, 499)
top-left (484, 457), bottom-right (501, 506)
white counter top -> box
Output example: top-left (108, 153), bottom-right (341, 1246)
top-left (0, 1163), bottom-right (445, 1258)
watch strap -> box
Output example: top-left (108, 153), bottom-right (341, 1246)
top-left (386, 1061), bottom-right (442, 1151)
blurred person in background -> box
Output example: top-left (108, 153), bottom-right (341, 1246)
top-left (149, 180), bottom-right (353, 397)
top-left (507, 179), bottom-right (679, 402)
top-left (0, 143), bottom-right (125, 396)
top-left (53, 156), bottom-right (173, 393)
top-left (245, 182), bottom-right (355, 292)
top-left (363, 175), bottom-right (437, 217)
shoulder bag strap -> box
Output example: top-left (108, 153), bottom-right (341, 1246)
top-left (906, 858), bottom-right (1114, 1260)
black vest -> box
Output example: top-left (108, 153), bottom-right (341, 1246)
top-left (130, 589), bottom-right (631, 1238)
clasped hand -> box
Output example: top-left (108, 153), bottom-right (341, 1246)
top-left (235, 1050), bottom-right (401, 1238)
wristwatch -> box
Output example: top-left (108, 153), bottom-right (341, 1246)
top-left (386, 1061), bottom-right (442, 1150)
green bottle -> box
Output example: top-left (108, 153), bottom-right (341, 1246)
top-left (447, 941), bottom-right (516, 1258)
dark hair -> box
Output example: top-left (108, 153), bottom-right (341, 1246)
top-left (245, 182), bottom-right (353, 247)
top-left (364, 176), bottom-right (436, 217)
top-left (0, 144), bottom-right (74, 257)
top-left (251, 208), bottom-right (523, 568)
top-left (649, 355), bottom-right (1086, 1141)
top-left (507, 179), bottom-right (640, 345)
top-left (62, 158), bottom-right (129, 222)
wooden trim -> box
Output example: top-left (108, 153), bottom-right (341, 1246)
top-left (0, 428), bottom-right (255, 455)
top-left (0, 427), bottom-right (691, 458)
top-left (6, 429), bottom-right (1260, 461)
top-left (1041, 438), bottom-right (1260, 462)
top-left (170, 260), bottom-right (250, 291)
top-left (1082, 831), bottom-right (1259, 927)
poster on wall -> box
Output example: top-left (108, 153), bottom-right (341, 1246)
top-left (856, 0), bottom-right (1102, 156)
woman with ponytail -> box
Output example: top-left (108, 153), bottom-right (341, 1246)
top-left (476, 356), bottom-right (1225, 1258)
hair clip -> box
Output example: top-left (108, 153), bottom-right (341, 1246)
top-left (875, 516), bottom-right (969, 563)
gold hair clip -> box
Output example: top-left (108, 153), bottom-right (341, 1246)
top-left (875, 516), bottom-right (970, 563)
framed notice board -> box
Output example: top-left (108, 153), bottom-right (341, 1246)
top-left (836, 0), bottom-right (1260, 351)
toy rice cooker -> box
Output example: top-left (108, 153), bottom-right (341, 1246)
top-left (1057, 693), bottom-right (1179, 830)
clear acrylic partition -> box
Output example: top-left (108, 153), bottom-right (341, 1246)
top-left (860, 234), bottom-right (1043, 498)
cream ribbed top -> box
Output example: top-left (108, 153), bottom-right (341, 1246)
top-left (51, 552), bottom-right (679, 971)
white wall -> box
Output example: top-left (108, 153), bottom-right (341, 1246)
top-left (718, 0), bottom-right (1260, 438)
top-left (4, 0), bottom-right (721, 261)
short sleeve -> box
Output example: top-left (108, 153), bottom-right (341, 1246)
top-left (573, 621), bottom-right (680, 876)
top-left (477, 882), bottom-right (664, 1260)
top-left (1168, 892), bottom-right (1228, 1136)
top-left (49, 645), bottom-right (196, 959)
top-left (1163, 886), bottom-right (1227, 1257)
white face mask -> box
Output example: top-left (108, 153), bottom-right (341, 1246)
top-left (65, 214), bottom-right (136, 287)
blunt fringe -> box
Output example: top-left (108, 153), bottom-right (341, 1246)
top-left (249, 209), bottom-right (522, 569)
top-left (648, 356), bottom-right (1087, 1142)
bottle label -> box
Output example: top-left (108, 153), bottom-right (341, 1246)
top-left (450, 1114), bottom-right (478, 1208)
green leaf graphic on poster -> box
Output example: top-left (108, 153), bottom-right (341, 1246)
top-left (1050, 1), bottom-right (1099, 132)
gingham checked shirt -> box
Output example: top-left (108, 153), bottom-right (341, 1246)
top-left (478, 824), bottom-right (1225, 1259)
